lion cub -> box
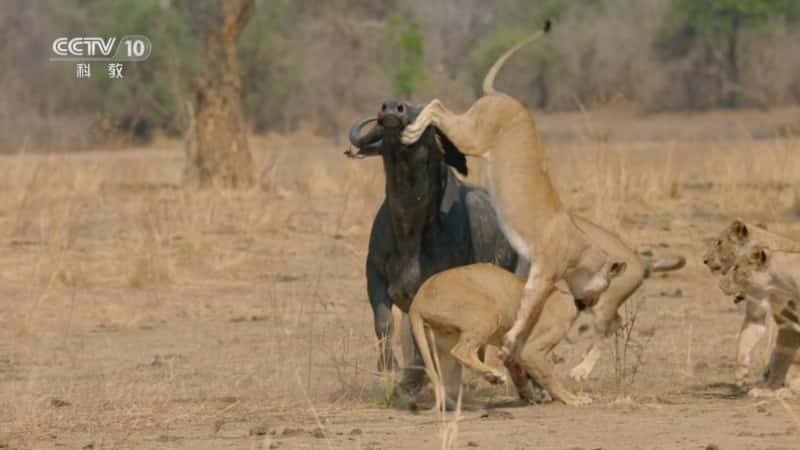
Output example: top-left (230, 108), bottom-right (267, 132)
top-left (720, 244), bottom-right (800, 396)
top-left (704, 220), bottom-right (800, 385)
top-left (409, 261), bottom-right (625, 409)
top-left (722, 246), bottom-right (800, 330)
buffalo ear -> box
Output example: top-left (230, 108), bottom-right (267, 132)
top-left (435, 128), bottom-right (468, 176)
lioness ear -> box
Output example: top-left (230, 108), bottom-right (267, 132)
top-left (730, 219), bottom-right (748, 240)
top-left (609, 262), bottom-right (627, 278)
top-left (750, 248), bottom-right (768, 266)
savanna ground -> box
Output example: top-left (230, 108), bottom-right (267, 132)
top-left (3, 108), bottom-right (800, 450)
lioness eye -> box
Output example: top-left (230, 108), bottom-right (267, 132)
top-left (716, 240), bottom-right (721, 246)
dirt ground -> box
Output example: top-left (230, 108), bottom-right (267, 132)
top-left (2, 108), bottom-right (800, 449)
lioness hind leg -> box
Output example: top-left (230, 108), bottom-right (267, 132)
top-left (504, 354), bottom-right (555, 404)
top-left (451, 333), bottom-right (507, 385)
top-left (434, 333), bottom-right (462, 411)
top-left (519, 312), bottom-right (588, 406)
top-left (765, 327), bottom-right (800, 389)
top-left (787, 359), bottom-right (800, 392)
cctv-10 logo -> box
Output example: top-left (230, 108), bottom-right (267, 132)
top-left (51, 35), bottom-right (152, 61)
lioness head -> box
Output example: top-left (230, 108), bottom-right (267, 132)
top-left (567, 261), bottom-right (627, 307)
top-left (704, 219), bottom-right (750, 275)
top-left (719, 246), bottom-right (770, 298)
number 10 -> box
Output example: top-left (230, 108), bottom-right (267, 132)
top-left (125, 40), bottom-right (145, 57)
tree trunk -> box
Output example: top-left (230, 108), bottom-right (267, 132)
top-left (183, 0), bottom-right (255, 189)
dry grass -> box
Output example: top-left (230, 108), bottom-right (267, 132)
top-left (611, 296), bottom-right (649, 400)
top-left (2, 110), bottom-right (800, 448)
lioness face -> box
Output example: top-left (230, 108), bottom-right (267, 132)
top-left (704, 220), bottom-right (749, 275)
top-left (721, 247), bottom-right (771, 298)
top-left (566, 261), bottom-right (627, 307)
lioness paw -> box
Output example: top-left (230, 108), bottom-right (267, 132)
top-left (569, 363), bottom-right (593, 382)
top-left (564, 394), bottom-right (592, 407)
top-left (401, 121), bottom-right (425, 145)
top-left (484, 371), bottom-right (508, 385)
top-left (748, 387), bottom-right (793, 399)
top-left (401, 99), bottom-right (442, 145)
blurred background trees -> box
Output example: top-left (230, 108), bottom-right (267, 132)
top-left (657, 0), bottom-right (798, 108)
top-left (3, 0), bottom-right (800, 151)
top-left (391, 21), bottom-right (426, 98)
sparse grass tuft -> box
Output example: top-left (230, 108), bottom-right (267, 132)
top-left (374, 372), bottom-right (401, 408)
top-left (611, 297), bottom-right (650, 400)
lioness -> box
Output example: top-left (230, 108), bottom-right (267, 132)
top-left (401, 24), bottom-right (674, 367)
top-left (704, 220), bottom-right (800, 385)
top-left (720, 244), bottom-right (800, 395)
top-left (409, 261), bottom-right (626, 409)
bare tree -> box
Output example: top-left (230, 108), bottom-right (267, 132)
top-left (182, 0), bottom-right (255, 188)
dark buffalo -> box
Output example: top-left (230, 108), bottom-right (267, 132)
top-left (347, 100), bottom-right (521, 386)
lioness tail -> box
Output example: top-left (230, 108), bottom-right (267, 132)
top-left (482, 19), bottom-right (552, 96)
top-left (409, 307), bottom-right (444, 411)
top-left (643, 254), bottom-right (686, 278)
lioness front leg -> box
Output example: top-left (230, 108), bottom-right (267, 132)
top-left (570, 313), bottom-right (622, 381)
top-left (503, 262), bottom-right (557, 356)
top-left (401, 99), bottom-right (446, 144)
top-left (401, 99), bottom-right (485, 156)
top-left (735, 309), bottom-right (768, 385)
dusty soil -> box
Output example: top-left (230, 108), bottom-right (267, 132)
top-left (2, 110), bottom-right (800, 449)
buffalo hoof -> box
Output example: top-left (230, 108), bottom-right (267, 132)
top-left (517, 380), bottom-right (553, 404)
top-left (399, 369), bottom-right (427, 394)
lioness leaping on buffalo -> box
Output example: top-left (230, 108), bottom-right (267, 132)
top-left (401, 22), bottom-right (684, 366)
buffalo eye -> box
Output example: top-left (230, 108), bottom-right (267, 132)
top-left (398, 104), bottom-right (405, 113)
top-left (381, 103), bottom-right (387, 112)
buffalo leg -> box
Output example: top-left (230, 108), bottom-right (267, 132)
top-left (399, 314), bottom-right (428, 393)
top-left (367, 264), bottom-right (396, 371)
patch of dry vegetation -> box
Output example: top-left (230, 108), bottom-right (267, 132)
top-left (2, 113), bottom-right (800, 446)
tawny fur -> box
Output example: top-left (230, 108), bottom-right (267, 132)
top-left (401, 28), bottom-right (659, 370)
top-left (410, 263), bottom-right (623, 408)
top-left (705, 220), bottom-right (800, 386)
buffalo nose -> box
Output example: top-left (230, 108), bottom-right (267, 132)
top-left (381, 114), bottom-right (400, 128)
